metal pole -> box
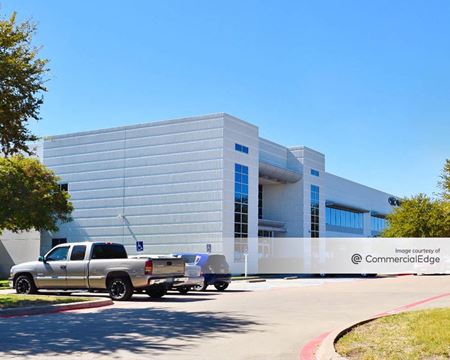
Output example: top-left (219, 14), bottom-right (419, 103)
top-left (244, 253), bottom-right (248, 278)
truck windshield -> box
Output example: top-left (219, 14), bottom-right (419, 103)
top-left (91, 244), bottom-right (127, 259)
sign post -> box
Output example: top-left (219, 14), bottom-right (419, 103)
top-left (244, 253), bottom-right (248, 278)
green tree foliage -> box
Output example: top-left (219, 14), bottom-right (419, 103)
top-left (382, 160), bottom-right (450, 237)
top-left (382, 194), bottom-right (450, 237)
top-left (0, 12), bottom-right (48, 157)
top-left (438, 159), bottom-right (450, 200)
top-left (0, 156), bottom-right (73, 233)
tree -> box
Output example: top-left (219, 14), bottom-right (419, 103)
top-left (0, 12), bottom-right (48, 157)
top-left (382, 159), bottom-right (450, 237)
top-left (438, 159), bottom-right (450, 200)
top-left (382, 194), bottom-right (450, 237)
top-left (0, 156), bottom-right (73, 233)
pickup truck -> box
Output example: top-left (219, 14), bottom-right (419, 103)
top-left (9, 242), bottom-right (186, 301)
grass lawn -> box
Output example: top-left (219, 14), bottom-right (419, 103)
top-left (335, 307), bottom-right (450, 360)
top-left (0, 280), bottom-right (10, 289)
top-left (0, 294), bottom-right (89, 309)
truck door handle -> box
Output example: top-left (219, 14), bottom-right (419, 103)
top-left (60, 265), bottom-right (67, 270)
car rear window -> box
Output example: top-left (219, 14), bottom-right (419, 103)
top-left (91, 244), bottom-right (127, 259)
top-left (206, 255), bottom-right (229, 272)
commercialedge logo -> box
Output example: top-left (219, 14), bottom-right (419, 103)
top-left (351, 253), bottom-right (362, 264)
top-left (351, 253), bottom-right (441, 265)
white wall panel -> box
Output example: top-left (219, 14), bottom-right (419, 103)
top-left (42, 114), bottom-right (227, 254)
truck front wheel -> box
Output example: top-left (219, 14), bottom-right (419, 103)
top-left (146, 284), bottom-right (167, 298)
top-left (15, 274), bottom-right (38, 295)
top-left (108, 277), bottom-right (133, 301)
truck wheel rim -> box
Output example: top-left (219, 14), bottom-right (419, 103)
top-left (16, 278), bottom-right (30, 294)
top-left (111, 280), bottom-right (126, 298)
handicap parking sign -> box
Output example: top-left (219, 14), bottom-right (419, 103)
top-left (136, 241), bottom-right (144, 252)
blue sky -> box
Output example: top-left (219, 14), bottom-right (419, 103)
top-left (3, 0), bottom-right (450, 197)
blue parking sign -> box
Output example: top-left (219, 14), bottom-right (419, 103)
top-left (136, 241), bottom-right (144, 252)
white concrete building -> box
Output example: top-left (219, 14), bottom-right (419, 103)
top-left (0, 230), bottom-right (40, 279)
top-left (33, 113), bottom-right (397, 274)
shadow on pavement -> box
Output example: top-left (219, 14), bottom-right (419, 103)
top-left (0, 307), bottom-right (260, 356)
top-left (127, 295), bottom-right (212, 303)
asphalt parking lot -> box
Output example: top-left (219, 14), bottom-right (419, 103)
top-left (0, 275), bottom-right (449, 360)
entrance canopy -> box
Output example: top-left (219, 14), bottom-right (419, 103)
top-left (259, 161), bottom-right (302, 184)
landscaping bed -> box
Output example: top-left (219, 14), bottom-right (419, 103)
top-left (0, 280), bottom-right (10, 289)
top-left (335, 307), bottom-right (450, 360)
top-left (0, 294), bottom-right (89, 309)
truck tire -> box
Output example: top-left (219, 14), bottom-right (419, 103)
top-left (108, 277), bottom-right (133, 301)
top-left (177, 286), bottom-right (190, 295)
top-left (146, 284), bottom-right (167, 298)
top-left (214, 282), bottom-right (229, 291)
top-left (194, 281), bottom-right (208, 291)
top-left (15, 274), bottom-right (38, 295)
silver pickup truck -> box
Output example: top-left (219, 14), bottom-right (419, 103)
top-left (9, 242), bottom-right (185, 301)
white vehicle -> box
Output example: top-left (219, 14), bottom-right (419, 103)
top-left (130, 254), bottom-right (204, 295)
top-left (172, 261), bottom-right (204, 294)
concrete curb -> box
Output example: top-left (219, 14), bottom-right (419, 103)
top-left (311, 292), bottom-right (450, 360)
top-left (0, 298), bottom-right (113, 318)
top-left (315, 317), bottom-right (380, 360)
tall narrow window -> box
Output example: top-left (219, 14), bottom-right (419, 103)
top-left (310, 185), bottom-right (320, 237)
top-left (234, 164), bottom-right (248, 262)
top-left (258, 184), bottom-right (263, 219)
top-left (371, 215), bottom-right (387, 232)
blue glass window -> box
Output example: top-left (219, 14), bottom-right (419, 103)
top-left (310, 185), bottom-right (320, 237)
top-left (311, 169), bottom-right (320, 177)
top-left (371, 216), bottom-right (387, 232)
top-left (235, 163), bottom-right (249, 261)
top-left (326, 207), bottom-right (363, 230)
top-left (235, 143), bottom-right (249, 154)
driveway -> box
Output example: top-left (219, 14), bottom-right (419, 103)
top-left (0, 275), bottom-right (449, 360)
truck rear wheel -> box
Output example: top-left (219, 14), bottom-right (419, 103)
top-left (108, 277), bottom-right (133, 301)
top-left (214, 282), bottom-right (229, 291)
top-left (146, 284), bottom-right (167, 298)
top-left (15, 274), bottom-right (38, 295)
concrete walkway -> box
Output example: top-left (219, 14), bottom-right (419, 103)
top-left (0, 275), bottom-right (448, 360)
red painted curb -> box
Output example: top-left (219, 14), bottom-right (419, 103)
top-left (0, 298), bottom-right (113, 318)
top-left (299, 291), bottom-right (450, 360)
top-left (374, 292), bottom-right (450, 317)
top-left (299, 332), bottom-right (331, 360)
